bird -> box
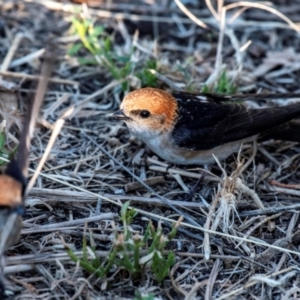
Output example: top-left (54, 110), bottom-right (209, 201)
top-left (0, 48), bottom-right (54, 254)
top-left (112, 87), bottom-right (300, 165)
top-left (0, 98), bottom-right (45, 299)
top-left (0, 97), bottom-right (40, 252)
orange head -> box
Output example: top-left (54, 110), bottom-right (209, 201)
top-left (0, 175), bottom-right (23, 207)
top-left (113, 88), bottom-right (178, 138)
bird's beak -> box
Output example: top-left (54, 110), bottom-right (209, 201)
top-left (112, 110), bottom-right (131, 121)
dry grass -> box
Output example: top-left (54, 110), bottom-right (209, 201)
top-left (1, 0), bottom-right (300, 299)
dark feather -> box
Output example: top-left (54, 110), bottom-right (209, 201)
top-left (172, 91), bottom-right (300, 103)
top-left (171, 92), bottom-right (300, 150)
top-left (260, 120), bottom-right (300, 143)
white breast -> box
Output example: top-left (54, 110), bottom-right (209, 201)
top-left (141, 132), bottom-right (257, 165)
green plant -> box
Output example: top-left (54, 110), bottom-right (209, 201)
top-left (176, 56), bottom-right (195, 84)
top-left (67, 202), bottom-right (180, 284)
top-left (202, 70), bottom-right (237, 94)
top-left (134, 290), bottom-right (155, 300)
top-left (137, 60), bottom-right (158, 88)
top-left (68, 17), bottom-right (104, 57)
top-left (0, 128), bottom-right (17, 166)
top-left (68, 15), bottom-right (158, 90)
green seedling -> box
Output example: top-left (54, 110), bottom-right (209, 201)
top-left (67, 230), bottom-right (105, 278)
top-left (202, 70), bottom-right (237, 94)
top-left (176, 56), bottom-right (196, 87)
top-left (68, 17), bottom-right (103, 58)
top-left (68, 15), bottom-right (158, 91)
top-left (137, 60), bottom-right (158, 88)
top-left (0, 129), bottom-right (18, 166)
top-left (67, 201), bottom-right (180, 285)
top-left (68, 16), bottom-right (132, 91)
top-left (134, 290), bottom-right (155, 300)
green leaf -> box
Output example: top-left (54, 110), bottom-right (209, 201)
top-left (116, 55), bottom-right (131, 63)
top-left (103, 36), bottom-right (112, 52)
top-left (121, 201), bottom-right (137, 225)
top-left (67, 249), bottom-right (104, 278)
top-left (77, 57), bottom-right (98, 65)
top-left (146, 59), bottom-right (157, 69)
top-left (67, 43), bottom-right (82, 56)
top-left (137, 59), bottom-right (158, 87)
top-left (215, 70), bottom-right (237, 94)
top-left (0, 132), bottom-right (5, 150)
top-left (151, 251), bottom-right (175, 283)
top-left (142, 223), bottom-right (151, 244)
top-left (90, 25), bottom-right (104, 37)
top-left (121, 201), bottom-right (130, 220)
top-left (82, 235), bottom-right (88, 262)
top-left (201, 84), bottom-right (210, 93)
top-left (134, 290), bottom-right (155, 300)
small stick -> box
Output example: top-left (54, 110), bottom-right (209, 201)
top-left (124, 176), bottom-right (165, 192)
top-left (269, 179), bottom-right (300, 190)
top-left (205, 259), bottom-right (221, 300)
top-left (21, 213), bottom-right (116, 232)
top-left (9, 48), bottom-right (45, 69)
top-left (203, 191), bottom-right (220, 260)
top-left (174, 0), bottom-right (207, 28)
top-left (149, 165), bottom-right (221, 183)
top-left (239, 204), bottom-right (300, 217)
top-left (0, 71), bottom-right (79, 86)
top-left (259, 184), bottom-right (300, 196)
top-left (0, 33), bottom-right (23, 73)
top-left (27, 107), bottom-right (74, 192)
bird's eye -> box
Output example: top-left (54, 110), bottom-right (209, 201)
top-left (139, 110), bottom-right (150, 118)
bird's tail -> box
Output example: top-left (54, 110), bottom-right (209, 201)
top-left (260, 119), bottom-right (300, 143)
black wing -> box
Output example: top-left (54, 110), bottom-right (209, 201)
top-left (171, 92), bottom-right (300, 150)
top-left (172, 91), bottom-right (300, 103)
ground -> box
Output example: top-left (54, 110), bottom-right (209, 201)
top-left (0, 0), bottom-right (300, 299)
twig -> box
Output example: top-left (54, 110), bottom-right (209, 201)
top-left (21, 213), bottom-right (115, 232)
top-left (225, 2), bottom-right (300, 33)
top-left (259, 184), bottom-right (300, 196)
top-left (203, 191), bottom-right (220, 260)
top-left (148, 165), bottom-right (221, 183)
top-left (236, 213), bottom-right (281, 248)
top-left (69, 79), bottom-right (123, 118)
top-left (239, 203), bottom-right (300, 217)
top-left (184, 280), bottom-right (208, 300)
top-left (27, 107), bottom-right (74, 192)
top-left (236, 179), bottom-right (264, 209)
top-left (124, 176), bottom-right (165, 192)
top-left (29, 188), bottom-right (206, 209)
top-left (205, 259), bottom-right (221, 300)
top-left (173, 0), bottom-right (207, 28)
top-left (0, 71), bottom-right (79, 86)
top-left (214, 7), bottom-right (226, 81)
top-left (9, 48), bottom-right (45, 69)
top-left (148, 69), bottom-right (183, 91)
top-left (216, 267), bottom-right (297, 300)
top-left (269, 179), bottom-right (300, 190)
top-left (240, 139), bottom-right (257, 173)
top-left (0, 33), bottom-right (23, 72)
top-left (205, 0), bottom-right (219, 20)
